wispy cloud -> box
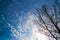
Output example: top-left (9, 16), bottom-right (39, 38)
top-left (9, 12), bottom-right (55, 40)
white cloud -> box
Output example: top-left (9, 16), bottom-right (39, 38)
top-left (10, 13), bottom-right (55, 40)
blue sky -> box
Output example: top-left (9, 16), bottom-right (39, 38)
top-left (0, 0), bottom-right (54, 40)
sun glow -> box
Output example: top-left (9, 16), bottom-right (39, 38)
top-left (30, 24), bottom-right (48, 40)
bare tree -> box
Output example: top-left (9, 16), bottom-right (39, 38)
top-left (33, 2), bottom-right (60, 40)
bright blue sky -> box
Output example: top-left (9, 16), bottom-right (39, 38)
top-left (0, 0), bottom-right (54, 40)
